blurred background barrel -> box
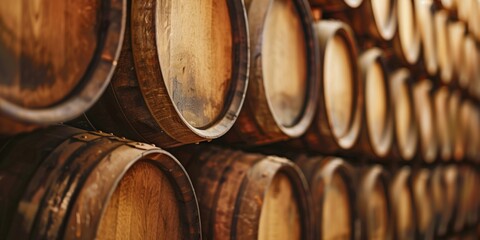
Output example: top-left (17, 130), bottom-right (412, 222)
top-left (178, 147), bottom-right (314, 240)
top-left (434, 87), bottom-right (453, 161)
top-left (302, 20), bottom-right (362, 154)
top-left (389, 69), bottom-right (419, 161)
top-left (434, 9), bottom-right (454, 84)
top-left (415, 0), bottom-right (439, 76)
top-left (389, 167), bottom-right (416, 240)
top-left (0, 0), bottom-right (125, 135)
top-left (296, 156), bottom-right (355, 239)
top-left (0, 125), bottom-right (201, 239)
top-left (223, 0), bottom-right (318, 146)
top-left (353, 48), bottom-right (394, 159)
top-left (308, 0), bottom-right (363, 11)
top-left (72, 0), bottom-right (249, 148)
top-left (351, 0), bottom-right (398, 41)
top-left (356, 165), bottom-right (392, 240)
top-left (413, 80), bottom-right (438, 163)
top-left (412, 169), bottom-right (435, 240)
top-left (393, 0), bottom-right (422, 66)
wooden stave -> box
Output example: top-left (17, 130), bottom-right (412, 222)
top-left (389, 167), bottom-right (417, 240)
top-left (411, 169), bottom-right (436, 240)
top-left (296, 156), bottom-right (357, 240)
top-left (392, 0), bottom-right (422, 66)
top-left (224, 0), bottom-right (318, 146)
top-left (389, 69), bottom-right (420, 161)
top-left (74, 0), bottom-right (250, 148)
top-left (0, 125), bottom-right (201, 240)
top-left (353, 48), bottom-right (394, 159)
top-left (356, 165), bottom-right (393, 240)
top-left (0, 0), bottom-right (126, 136)
top-left (302, 20), bottom-right (362, 155)
top-left (180, 147), bottom-right (314, 240)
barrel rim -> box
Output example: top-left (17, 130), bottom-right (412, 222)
top-left (411, 168), bottom-right (436, 239)
top-left (394, 0), bottom-right (422, 65)
top-left (415, 0), bottom-right (439, 75)
top-left (434, 9), bottom-right (454, 83)
top-left (366, 0), bottom-right (398, 41)
top-left (390, 167), bottom-right (416, 239)
top-left (0, 0), bottom-right (126, 125)
top-left (130, 0), bottom-right (250, 142)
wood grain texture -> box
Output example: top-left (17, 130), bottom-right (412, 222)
top-left (0, 125), bottom-right (201, 240)
top-left (223, 0), bottom-right (318, 145)
top-left (0, 0), bottom-right (125, 135)
top-left (74, 0), bottom-right (249, 147)
top-left (179, 147), bottom-right (314, 240)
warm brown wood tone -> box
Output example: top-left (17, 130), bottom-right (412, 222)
top-left (357, 166), bottom-right (392, 240)
top-left (415, 0), bottom-right (438, 75)
top-left (413, 80), bottom-right (438, 163)
top-left (351, 0), bottom-right (397, 41)
top-left (389, 69), bottom-right (419, 161)
top-left (432, 166), bottom-right (461, 236)
top-left (0, 0), bottom-right (125, 135)
top-left (412, 169), bottom-right (435, 240)
top-left (302, 21), bottom-right (362, 154)
top-left (434, 87), bottom-right (453, 161)
top-left (390, 167), bottom-right (416, 240)
top-left (178, 147), bottom-right (314, 240)
top-left (354, 48), bottom-right (394, 159)
top-left (308, 0), bottom-right (363, 11)
top-left (72, 0), bottom-right (249, 148)
top-left (393, 0), bottom-right (421, 65)
top-left (448, 91), bottom-right (464, 161)
top-left (461, 34), bottom-right (477, 89)
top-left (456, 167), bottom-right (480, 231)
top-left (434, 9), bottom-right (454, 84)
top-left (466, 106), bottom-right (480, 162)
top-left (447, 21), bottom-right (466, 85)
top-left (296, 156), bottom-right (355, 240)
top-left (223, 0), bottom-right (318, 145)
top-left (454, 99), bottom-right (472, 161)
top-left (0, 125), bottom-right (201, 239)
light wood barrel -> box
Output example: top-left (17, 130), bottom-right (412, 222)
top-left (447, 21), bottom-right (466, 85)
top-left (412, 169), bottom-right (435, 240)
top-left (432, 166), bottom-right (462, 235)
top-left (438, 0), bottom-right (455, 10)
top-left (72, 0), bottom-right (249, 148)
top-left (0, 125), bottom-right (201, 239)
top-left (179, 147), bottom-right (314, 240)
top-left (434, 9), bottom-right (454, 84)
top-left (454, 99), bottom-right (472, 161)
top-left (413, 80), bottom-right (438, 163)
top-left (415, 0), bottom-right (439, 75)
top-left (308, 0), bottom-right (363, 11)
top-left (434, 87), bottom-right (453, 161)
top-left (351, 0), bottom-right (398, 41)
top-left (466, 106), bottom-right (480, 162)
top-left (296, 156), bottom-right (355, 239)
top-left (357, 166), bottom-right (392, 240)
top-left (457, 167), bottom-right (480, 230)
top-left (224, 0), bottom-right (317, 146)
top-left (389, 69), bottom-right (419, 161)
top-left (354, 48), bottom-right (394, 158)
top-left (390, 167), bottom-right (416, 240)
top-left (393, 0), bottom-right (421, 65)
top-left (0, 0), bottom-right (125, 135)
top-left (461, 34), bottom-right (477, 89)
top-left (303, 20), bottom-right (362, 154)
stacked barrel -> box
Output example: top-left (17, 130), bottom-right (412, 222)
top-left (0, 0), bottom-right (479, 239)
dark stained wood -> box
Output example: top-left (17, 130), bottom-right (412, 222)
top-left (0, 0), bottom-right (125, 135)
top-left (392, 0), bottom-right (421, 65)
top-left (178, 147), bottom-right (314, 240)
top-left (222, 0), bottom-right (318, 145)
top-left (390, 167), bottom-right (416, 240)
top-left (389, 69), bottom-right (419, 161)
top-left (353, 48), bottom-right (394, 159)
top-left (412, 169), bottom-right (435, 240)
top-left (0, 125), bottom-right (201, 240)
top-left (301, 20), bottom-right (362, 154)
top-left (357, 165), bottom-right (392, 240)
top-left (296, 156), bottom-right (356, 240)
top-left (351, 0), bottom-right (397, 41)
top-left (72, 0), bottom-right (249, 148)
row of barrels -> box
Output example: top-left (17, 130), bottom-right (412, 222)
top-left (0, 125), bottom-right (478, 239)
top-left (1, 0), bottom-right (479, 161)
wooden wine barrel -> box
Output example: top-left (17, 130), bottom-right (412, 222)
top-left (296, 156), bottom-right (355, 239)
top-left (434, 87), bottom-right (453, 161)
top-left (178, 147), bottom-right (314, 240)
top-left (0, 0), bottom-right (125, 135)
top-left (413, 80), bottom-right (438, 163)
top-left (393, 0), bottom-right (421, 65)
top-left (432, 166), bottom-right (462, 235)
top-left (353, 48), bottom-right (394, 159)
top-left (390, 167), bottom-right (416, 240)
top-left (466, 106), bottom-right (480, 162)
top-left (0, 125), bottom-right (201, 239)
top-left (460, 34), bottom-right (477, 89)
top-left (467, 0), bottom-right (480, 41)
top-left (456, 167), bottom-right (480, 230)
top-left (455, 0), bottom-right (474, 22)
top-left (415, 0), bottom-right (439, 75)
top-left (437, 0), bottom-right (455, 10)
top-left (72, 0), bottom-right (249, 148)
top-left (351, 0), bottom-right (398, 41)
top-left (308, 0), bottom-right (363, 11)
top-left (447, 21), bottom-right (466, 84)
top-left (434, 9), bottom-right (454, 84)
top-left (454, 99), bottom-right (472, 161)
top-left (357, 165), bottom-right (392, 240)
top-left (302, 20), bottom-right (362, 154)
top-left (389, 69), bottom-right (419, 161)
top-left (412, 169), bottom-right (435, 240)
top-left (222, 0), bottom-right (317, 146)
